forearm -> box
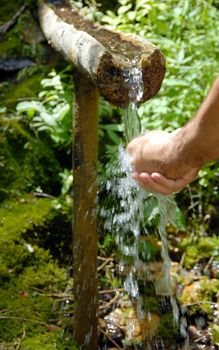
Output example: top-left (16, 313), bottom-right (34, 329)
top-left (127, 76), bottom-right (219, 186)
top-left (175, 76), bottom-right (219, 167)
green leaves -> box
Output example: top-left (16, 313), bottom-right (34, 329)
top-left (101, 0), bottom-right (219, 134)
top-left (16, 101), bottom-right (45, 116)
top-left (16, 70), bottom-right (73, 146)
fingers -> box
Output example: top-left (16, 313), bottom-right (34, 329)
top-left (131, 172), bottom-right (176, 195)
top-left (149, 172), bottom-right (190, 194)
top-left (131, 172), bottom-right (151, 190)
top-left (140, 172), bottom-right (183, 195)
top-left (131, 169), bottom-right (198, 195)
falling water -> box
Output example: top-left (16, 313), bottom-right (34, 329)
top-left (101, 59), bottom-right (189, 348)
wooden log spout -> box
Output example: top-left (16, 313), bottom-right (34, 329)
top-left (39, 0), bottom-right (165, 107)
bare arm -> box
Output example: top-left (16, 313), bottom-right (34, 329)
top-left (174, 76), bottom-right (219, 167)
top-left (127, 76), bottom-right (219, 194)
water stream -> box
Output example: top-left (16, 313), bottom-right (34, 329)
top-left (101, 60), bottom-right (189, 348)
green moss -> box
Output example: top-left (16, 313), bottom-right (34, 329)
top-left (180, 236), bottom-right (219, 269)
top-left (19, 259), bottom-right (67, 291)
top-left (0, 5), bottom-right (73, 346)
top-left (199, 278), bottom-right (219, 300)
top-left (141, 296), bottom-right (161, 314)
top-left (0, 0), bottom-right (25, 23)
top-left (0, 7), bottom-right (46, 60)
top-left (0, 288), bottom-right (53, 341)
top-left (0, 195), bottom-right (54, 240)
top-left (139, 238), bottom-right (161, 262)
top-left (1, 73), bottom-right (43, 108)
top-left (138, 280), bottom-right (156, 297)
top-left (180, 277), bottom-right (219, 317)
top-left (157, 313), bottom-right (179, 344)
top-left (182, 245), bottom-right (199, 269)
top-left (21, 331), bottom-right (78, 350)
top-left (0, 117), bottom-right (62, 199)
top-left (211, 324), bottom-right (219, 346)
top-left (0, 195), bottom-right (71, 347)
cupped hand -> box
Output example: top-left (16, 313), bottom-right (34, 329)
top-left (127, 129), bottom-right (200, 194)
top-left (131, 169), bottom-right (199, 195)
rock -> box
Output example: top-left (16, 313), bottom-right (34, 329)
top-left (0, 58), bottom-right (34, 72)
top-left (104, 296), bottom-right (161, 344)
top-left (180, 281), bottom-right (201, 305)
top-left (188, 325), bottom-right (211, 344)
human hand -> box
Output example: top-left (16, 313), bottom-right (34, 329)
top-left (127, 129), bottom-right (200, 194)
top-left (131, 169), bottom-right (198, 195)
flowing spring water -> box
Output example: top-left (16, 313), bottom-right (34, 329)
top-left (101, 59), bottom-right (189, 348)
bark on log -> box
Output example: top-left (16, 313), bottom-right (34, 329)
top-left (39, 0), bottom-right (165, 107)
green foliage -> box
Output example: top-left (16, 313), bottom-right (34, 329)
top-left (0, 196), bottom-right (73, 348)
top-left (0, 195), bottom-right (54, 240)
top-left (98, 97), bottom-right (123, 161)
top-left (59, 169), bottom-right (73, 195)
top-left (100, 232), bottom-right (117, 256)
top-left (180, 235), bottom-right (219, 269)
top-left (0, 67), bottom-right (46, 108)
top-left (212, 324), bottom-right (219, 346)
top-left (72, 0), bottom-right (104, 22)
top-left (16, 69), bottom-right (73, 147)
top-left (0, 68), bottom-right (74, 199)
top-left (139, 238), bottom-right (161, 262)
top-left (180, 277), bottom-right (219, 316)
top-left (174, 206), bottom-right (187, 232)
top-left (21, 331), bottom-right (77, 350)
top-left (144, 196), bottom-right (160, 227)
top-left (157, 312), bottom-right (180, 344)
top-left (0, 4), bottom-right (47, 60)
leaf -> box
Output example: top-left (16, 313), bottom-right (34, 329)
top-left (117, 4), bottom-right (132, 15)
top-left (164, 78), bottom-right (189, 87)
top-left (40, 112), bottom-right (56, 126)
top-left (175, 207), bottom-right (186, 232)
top-left (56, 104), bottom-right (70, 120)
top-left (0, 107), bottom-right (7, 113)
top-left (16, 101), bottom-right (46, 114)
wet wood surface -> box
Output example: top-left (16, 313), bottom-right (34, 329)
top-left (72, 72), bottom-right (99, 350)
top-left (39, 0), bottom-right (165, 106)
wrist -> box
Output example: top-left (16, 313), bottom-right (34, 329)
top-left (175, 117), bottom-right (219, 169)
top-left (170, 125), bottom-right (205, 169)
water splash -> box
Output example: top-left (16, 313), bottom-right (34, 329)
top-left (102, 146), bottom-right (177, 298)
top-left (100, 59), bottom-right (192, 348)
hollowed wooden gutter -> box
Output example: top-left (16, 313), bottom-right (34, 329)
top-left (39, 1), bottom-right (165, 349)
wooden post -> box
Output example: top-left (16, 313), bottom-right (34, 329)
top-left (73, 71), bottom-right (99, 350)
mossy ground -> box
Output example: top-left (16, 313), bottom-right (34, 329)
top-left (0, 194), bottom-right (75, 349)
top-left (0, 4), bottom-right (75, 345)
